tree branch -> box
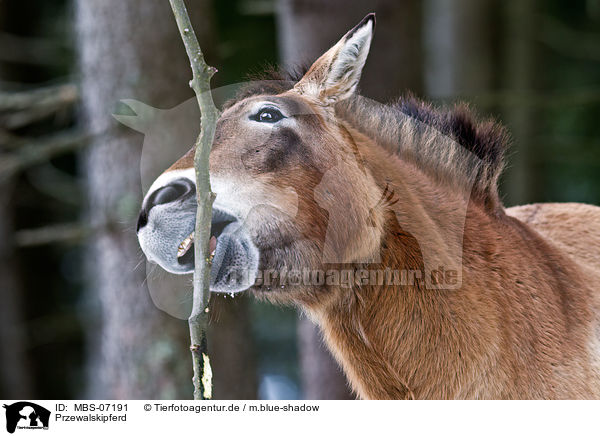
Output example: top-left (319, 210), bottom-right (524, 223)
top-left (15, 222), bottom-right (92, 247)
top-left (169, 0), bottom-right (219, 400)
top-left (0, 84), bottom-right (77, 112)
top-left (0, 130), bottom-right (89, 183)
top-left (0, 84), bottom-right (78, 130)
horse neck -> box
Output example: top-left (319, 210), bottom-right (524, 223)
top-left (300, 118), bottom-right (600, 399)
top-left (307, 140), bottom-right (597, 398)
top-left (305, 130), bottom-right (512, 399)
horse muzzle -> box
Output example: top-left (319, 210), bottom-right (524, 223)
top-left (136, 177), bottom-right (259, 293)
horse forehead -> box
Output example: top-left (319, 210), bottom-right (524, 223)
top-left (226, 92), bottom-right (313, 117)
top-left (160, 93), bottom-right (318, 176)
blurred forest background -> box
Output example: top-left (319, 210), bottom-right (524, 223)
top-left (0, 0), bottom-right (599, 400)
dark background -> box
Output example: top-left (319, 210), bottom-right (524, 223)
top-left (0, 0), bottom-right (598, 400)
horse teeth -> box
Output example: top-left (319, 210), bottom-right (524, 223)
top-left (177, 232), bottom-right (194, 258)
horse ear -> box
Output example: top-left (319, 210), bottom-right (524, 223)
top-left (294, 13), bottom-right (375, 104)
top-left (112, 99), bottom-right (160, 133)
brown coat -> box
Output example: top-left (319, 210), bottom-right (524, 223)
top-left (139, 14), bottom-right (600, 399)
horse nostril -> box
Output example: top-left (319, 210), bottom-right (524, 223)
top-left (154, 180), bottom-right (191, 205)
top-left (136, 210), bottom-right (148, 232)
top-left (137, 178), bottom-right (195, 232)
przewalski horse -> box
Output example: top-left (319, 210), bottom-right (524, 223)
top-left (136, 14), bottom-right (600, 399)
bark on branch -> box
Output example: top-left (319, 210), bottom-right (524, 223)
top-left (169, 0), bottom-right (218, 400)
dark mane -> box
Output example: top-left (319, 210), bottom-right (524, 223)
top-left (224, 66), bottom-right (509, 212)
top-left (339, 95), bottom-right (509, 211)
top-left (397, 97), bottom-right (508, 183)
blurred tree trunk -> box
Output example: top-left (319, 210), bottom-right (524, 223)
top-left (278, 0), bottom-right (423, 101)
top-left (296, 314), bottom-right (352, 400)
top-left (76, 0), bottom-right (257, 399)
top-left (277, 0), bottom-right (424, 399)
top-left (501, 0), bottom-right (538, 205)
top-left (424, 0), bottom-right (537, 206)
top-left (424, 0), bottom-right (498, 99)
top-left (208, 295), bottom-right (257, 399)
top-left (0, 2), bottom-right (33, 400)
top-left (0, 183), bottom-right (34, 398)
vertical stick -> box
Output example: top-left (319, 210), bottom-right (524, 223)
top-left (169, 0), bottom-right (219, 400)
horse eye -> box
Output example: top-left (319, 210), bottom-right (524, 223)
top-left (252, 107), bottom-right (284, 123)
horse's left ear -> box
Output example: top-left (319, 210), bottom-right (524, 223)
top-left (294, 13), bottom-right (375, 104)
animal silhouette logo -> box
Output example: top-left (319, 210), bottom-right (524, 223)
top-left (2, 402), bottom-right (50, 434)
